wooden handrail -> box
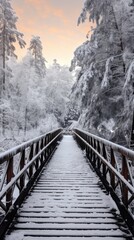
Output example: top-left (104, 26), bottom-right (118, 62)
top-left (0, 129), bottom-right (63, 213)
top-left (74, 129), bottom-right (134, 161)
top-left (73, 128), bottom-right (134, 234)
top-left (74, 131), bottom-right (134, 194)
top-left (0, 129), bottom-right (62, 163)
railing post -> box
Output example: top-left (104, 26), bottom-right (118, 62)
top-left (47, 134), bottom-right (49, 156)
top-left (49, 133), bottom-right (52, 154)
top-left (40, 138), bottom-right (44, 164)
top-left (97, 141), bottom-right (101, 169)
top-left (6, 157), bottom-right (13, 211)
top-left (102, 144), bottom-right (107, 179)
top-left (90, 138), bottom-right (93, 162)
top-left (48, 134), bottom-right (50, 157)
top-left (45, 135), bottom-right (48, 160)
top-left (20, 149), bottom-right (25, 192)
top-left (29, 144), bottom-right (34, 178)
top-left (86, 136), bottom-right (88, 158)
top-left (122, 155), bottom-right (128, 207)
top-left (110, 149), bottom-right (115, 189)
top-left (93, 140), bottom-right (96, 167)
top-left (35, 142), bottom-right (39, 170)
top-left (87, 136), bottom-right (90, 158)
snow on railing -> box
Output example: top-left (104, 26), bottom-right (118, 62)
top-left (73, 128), bottom-right (134, 235)
top-left (0, 129), bottom-right (63, 214)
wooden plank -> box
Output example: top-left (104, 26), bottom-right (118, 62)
top-left (5, 229), bottom-right (129, 237)
top-left (21, 237), bottom-right (128, 240)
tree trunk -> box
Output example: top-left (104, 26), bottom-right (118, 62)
top-left (111, 3), bottom-right (126, 73)
top-left (24, 107), bottom-right (28, 136)
top-left (2, 21), bottom-right (6, 136)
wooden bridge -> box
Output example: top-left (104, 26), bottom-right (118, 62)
top-left (0, 129), bottom-right (134, 239)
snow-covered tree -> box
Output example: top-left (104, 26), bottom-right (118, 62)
top-left (0, 0), bottom-right (25, 136)
top-left (0, 0), bottom-right (25, 92)
top-left (45, 61), bottom-right (73, 125)
top-left (52, 59), bottom-right (60, 70)
top-left (1, 53), bottom-right (73, 144)
top-left (69, 0), bottom-right (134, 144)
top-left (28, 36), bottom-right (46, 77)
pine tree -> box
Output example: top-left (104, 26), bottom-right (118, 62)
top-left (52, 59), bottom-right (60, 70)
top-left (28, 36), bottom-right (47, 77)
top-left (0, 0), bottom-right (26, 135)
top-left (0, 0), bottom-right (26, 93)
top-left (69, 0), bottom-right (132, 142)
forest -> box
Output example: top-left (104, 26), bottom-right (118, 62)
top-left (0, 0), bottom-right (74, 151)
top-left (69, 0), bottom-right (134, 146)
top-left (0, 0), bottom-right (134, 151)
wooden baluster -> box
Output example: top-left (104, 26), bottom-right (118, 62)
top-left (6, 157), bottom-right (13, 211)
top-left (83, 133), bottom-right (85, 150)
top-left (50, 133), bottom-right (53, 153)
top-left (81, 132), bottom-right (84, 150)
top-left (20, 149), bottom-right (25, 192)
top-left (86, 136), bottom-right (89, 158)
top-left (102, 144), bottom-right (107, 179)
top-left (45, 135), bottom-right (48, 160)
top-left (93, 140), bottom-right (96, 167)
top-left (90, 138), bottom-right (93, 162)
top-left (35, 142), bottom-right (39, 170)
top-left (46, 135), bottom-right (48, 157)
top-left (122, 155), bottom-right (128, 207)
top-left (49, 133), bottom-right (52, 154)
top-left (97, 141), bottom-right (101, 169)
top-left (48, 134), bottom-right (50, 156)
top-left (51, 132), bottom-right (54, 152)
top-left (110, 149), bottom-right (115, 189)
top-left (29, 144), bottom-right (34, 178)
top-left (40, 138), bottom-right (44, 164)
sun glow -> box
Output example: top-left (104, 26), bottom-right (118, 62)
top-left (12, 0), bottom-right (92, 66)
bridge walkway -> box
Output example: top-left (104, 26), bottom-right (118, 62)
top-left (4, 135), bottom-right (133, 239)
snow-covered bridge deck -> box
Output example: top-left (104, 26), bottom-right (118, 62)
top-left (4, 136), bottom-right (132, 239)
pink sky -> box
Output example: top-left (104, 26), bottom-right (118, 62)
top-left (12, 0), bottom-right (92, 66)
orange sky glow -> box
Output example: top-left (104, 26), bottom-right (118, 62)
top-left (12, 0), bottom-right (92, 66)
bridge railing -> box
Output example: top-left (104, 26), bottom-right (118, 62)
top-left (0, 128), bottom-right (63, 216)
top-left (73, 128), bottom-right (134, 233)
